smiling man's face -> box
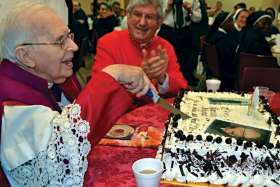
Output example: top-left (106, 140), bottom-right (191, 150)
top-left (127, 4), bottom-right (161, 45)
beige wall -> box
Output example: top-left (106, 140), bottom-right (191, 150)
top-left (78, 0), bottom-right (126, 15)
top-left (206, 0), bottom-right (279, 12)
top-left (79, 0), bottom-right (280, 15)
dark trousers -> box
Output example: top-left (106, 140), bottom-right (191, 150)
top-left (158, 24), bottom-right (197, 85)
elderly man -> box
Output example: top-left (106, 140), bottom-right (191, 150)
top-left (0, 1), bottom-right (152, 186)
top-left (92, 0), bottom-right (188, 102)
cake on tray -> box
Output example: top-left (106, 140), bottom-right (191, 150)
top-left (156, 91), bottom-right (280, 186)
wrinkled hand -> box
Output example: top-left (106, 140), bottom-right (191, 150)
top-left (141, 45), bottom-right (168, 84)
top-left (102, 64), bottom-right (153, 97)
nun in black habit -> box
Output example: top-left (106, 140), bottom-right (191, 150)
top-left (205, 9), bottom-right (247, 91)
top-left (239, 11), bottom-right (273, 56)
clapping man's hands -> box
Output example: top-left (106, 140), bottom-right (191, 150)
top-left (141, 45), bottom-right (168, 85)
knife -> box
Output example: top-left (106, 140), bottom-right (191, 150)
top-left (146, 89), bottom-right (191, 120)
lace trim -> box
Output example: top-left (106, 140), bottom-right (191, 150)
top-left (9, 104), bottom-right (91, 186)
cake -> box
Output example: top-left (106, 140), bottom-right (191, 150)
top-left (156, 91), bottom-right (280, 186)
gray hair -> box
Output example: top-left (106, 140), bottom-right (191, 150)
top-left (126, 0), bottom-right (163, 18)
top-left (0, 1), bottom-right (54, 63)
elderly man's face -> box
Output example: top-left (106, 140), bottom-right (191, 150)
top-left (127, 4), bottom-right (161, 45)
top-left (25, 10), bottom-right (78, 84)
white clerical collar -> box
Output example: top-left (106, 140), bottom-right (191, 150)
top-left (48, 82), bottom-right (54, 89)
top-left (234, 22), bottom-right (242, 31)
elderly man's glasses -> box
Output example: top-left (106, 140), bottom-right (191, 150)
top-left (16, 33), bottom-right (74, 50)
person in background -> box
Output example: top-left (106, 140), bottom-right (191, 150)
top-left (92, 2), bottom-right (119, 53)
top-left (207, 1), bottom-right (224, 19)
top-left (72, 0), bottom-right (89, 71)
top-left (239, 11), bottom-right (273, 56)
top-left (72, 0), bottom-right (89, 40)
top-left (0, 1), bottom-right (153, 186)
top-left (233, 2), bottom-right (246, 11)
top-left (265, 7), bottom-right (280, 36)
top-left (205, 11), bottom-right (230, 44)
top-left (234, 8), bottom-right (250, 31)
top-left (158, 0), bottom-right (202, 86)
top-left (112, 1), bottom-right (123, 23)
top-left (248, 6), bottom-right (255, 15)
top-left (206, 9), bottom-right (249, 90)
top-left (92, 0), bottom-right (188, 104)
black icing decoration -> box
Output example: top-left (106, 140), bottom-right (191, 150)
top-left (206, 135), bottom-right (213, 142)
top-left (196, 135), bottom-right (202, 141)
top-left (244, 141), bottom-right (252, 148)
top-left (186, 134), bottom-right (194, 141)
top-left (225, 138), bottom-right (232, 144)
top-left (266, 143), bottom-right (274, 149)
top-left (175, 130), bottom-right (184, 139)
top-left (240, 152), bottom-right (248, 164)
top-left (276, 141), bottom-right (280, 149)
top-left (173, 114), bottom-right (181, 121)
top-left (256, 143), bottom-right (263, 149)
top-left (172, 121), bottom-right (178, 128)
top-left (171, 161), bottom-right (174, 168)
top-left (179, 164), bottom-right (185, 176)
top-left (227, 155), bottom-right (237, 167)
top-left (236, 139), bottom-right (243, 146)
top-left (215, 137), bottom-right (222, 143)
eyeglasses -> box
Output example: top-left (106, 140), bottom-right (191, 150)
top-left (16, 32), bottom-right (74, 50)
top-left (130, 10), bottom-right (158, 23)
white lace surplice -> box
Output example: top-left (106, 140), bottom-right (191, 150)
top-left (1, 104), bottom-right (90, 187)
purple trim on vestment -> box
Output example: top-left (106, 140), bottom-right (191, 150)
top-left (0, 59), bottom-right (61, 112)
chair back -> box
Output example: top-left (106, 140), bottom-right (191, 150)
top-left (237, 52), bottom-right (278, 89)
top-left (240, 67), bottom-right (280, 92)
top-left (203, 42), bottom-right (220, 78)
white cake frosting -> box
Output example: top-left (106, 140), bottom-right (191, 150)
top-left (157, 91), bottom-right (280, 186)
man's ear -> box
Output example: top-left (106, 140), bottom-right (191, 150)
top-left (14, 47), bottom-right (36, 68)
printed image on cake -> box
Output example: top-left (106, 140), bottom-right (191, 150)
top-left (156, 91), bottom-right (280, 186)
top-left (205, 119), bottom-right (272, 145)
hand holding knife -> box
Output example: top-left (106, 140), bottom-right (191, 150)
top-left (146, 88), bottom-right (191, 120)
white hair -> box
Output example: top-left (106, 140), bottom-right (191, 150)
top-left (0, 0), bottom-right (54, 63)
top-left (126, 0), bottom-right (163, 18)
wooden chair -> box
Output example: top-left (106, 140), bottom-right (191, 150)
top-left (240, 67), bottom-right (280, 92)
top-left (203, 42), bottom-right (220, 78)
top-left (237, 52), bottom-right (278, 89)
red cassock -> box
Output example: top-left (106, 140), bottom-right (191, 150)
top-left (92, 29), bottom-right (188, 97)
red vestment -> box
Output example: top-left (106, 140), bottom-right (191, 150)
top-left (92, 29), bottom-right (188, 97)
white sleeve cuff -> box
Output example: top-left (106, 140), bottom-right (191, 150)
top-left (158, 73), bottom-right (169, 94)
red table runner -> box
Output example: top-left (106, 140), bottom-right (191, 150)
top-left (99, 99), bottom-right (171, 148)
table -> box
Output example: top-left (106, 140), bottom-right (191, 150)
top-left (84, 93), bottom-right (280, 187)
